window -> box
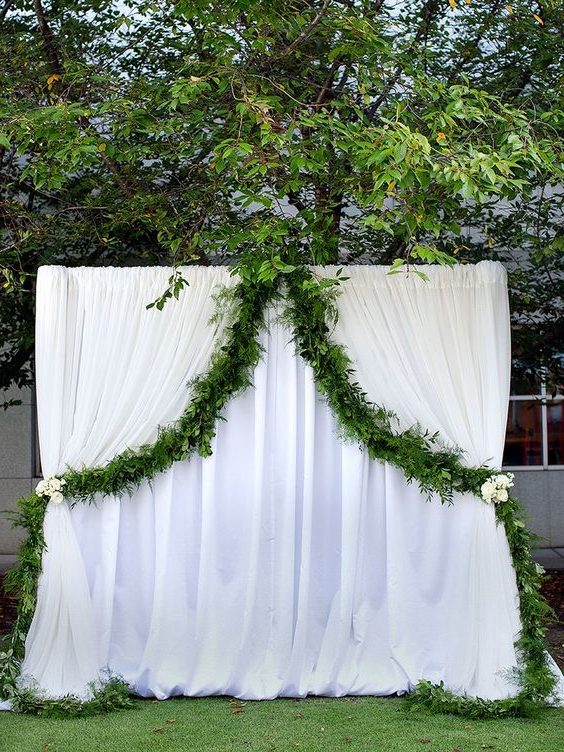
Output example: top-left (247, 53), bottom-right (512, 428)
top-left (503, 376), bottom-right (564, 469)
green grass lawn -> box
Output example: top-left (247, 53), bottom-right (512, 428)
top-left (0, 696), bottom-right (563, 752)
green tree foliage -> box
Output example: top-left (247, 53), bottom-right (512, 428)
top-left (0, 0), bottom-right (563, 394)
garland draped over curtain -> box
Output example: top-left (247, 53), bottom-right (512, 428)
top-left (14, 263), bottom-right (564, 703)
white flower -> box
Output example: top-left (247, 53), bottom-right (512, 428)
top-left (481, 472), bottom-right (512, 504)
top-left (481, 480), bottom-right (496, 501)
top-left (36, 475), bottom-right (66, 502)
top-left (496, 473), bottom-right (514, 489)
top-left (494, 488), bottom-right (509, 503)
top-left (48, 477), bottom-right (62, 492)
top-left (35, 480), bottom-right (48, 496)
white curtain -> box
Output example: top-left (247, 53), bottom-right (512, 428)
top-left (320, 262), bottom-right (510, 466)
top-left (14, 262), bottom-right (564, 703)
top-left (21, 266), bottom-right (233, 698)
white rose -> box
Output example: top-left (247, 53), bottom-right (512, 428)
top-left (495, 488), bottom-right (509, 503)
top-left (49, 478), bottom-right (62, 491)
top-left (50, 491), bottom-right (64, 505)
top-left (496, 474), bottom-right (513, 489)
top-left (481, 480), bottom-right (496, 501)
top-left (35, 480), bottom-right (48, 496)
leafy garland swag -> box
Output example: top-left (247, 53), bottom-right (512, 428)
top-left (0, 259), bottom-right (557, 718)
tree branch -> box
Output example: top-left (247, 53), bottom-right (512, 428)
top-left (97, 152), bottom-right (136, 198)
top-left (0, 0), bottom-right (15, 24)
top-left (280, 0), bottom-right (331, 56)
top-left (365, 0), bottom-right (440, 119)
top-left (447, 0), bottom-right (503, 85)
top-left (33, 0), bottom-right (62, 74)
top-left (315, 58), bottom-right (341, 105)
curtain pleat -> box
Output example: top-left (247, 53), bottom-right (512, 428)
top-left (23, 266), bottom-right (232, 698)
top-left (20, 262), bottom-right (563, 703)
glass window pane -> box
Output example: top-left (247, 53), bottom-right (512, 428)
top-left (509, 370), bottom-right (541, 396)
top-left (547, 401), bottom-right (564, 465)
top-left (503, 400), bottom-right (543, 466)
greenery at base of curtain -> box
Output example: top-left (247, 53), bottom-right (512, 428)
top-left (7, 677), bottom-right (135, 719)
top-left (0, 260), bottom-right (557, 717)
top-left (284, 265), bottom-right (556, 719)
top-left (0, 271), bottom-right (279, 715)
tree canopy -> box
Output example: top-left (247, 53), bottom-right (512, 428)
top-left (1, 0), bottom-right (563, 396)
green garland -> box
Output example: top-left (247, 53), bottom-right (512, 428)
top-left (283, 267), bottom-right (492, 504)
top-left (8, 677), bottom-right (135, 718)
top-left (283, 265), bottom-right (556, 718)
top-left (0, 260), bottom-right (558, 718)
top-left (1, 272), bottom-right (279, 712)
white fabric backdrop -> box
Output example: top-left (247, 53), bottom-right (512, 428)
top-left (14, 262), bottom-right (564, 704)
top-left (24, 266), bottom-right (233, 698)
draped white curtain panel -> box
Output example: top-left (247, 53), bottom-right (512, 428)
top-left (13, 262), bottom-right (564, 703)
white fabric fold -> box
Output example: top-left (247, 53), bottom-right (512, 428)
top-left (20, 502), bottom-right (100, 699)
top-left (13, 262), bottom-right (563, 705)
top-left (20, 265), bottom-right (232, 699)
top-left (317, 261), bottom-right (510, 466)
top-left (35, 265), bottom-right (234, 471)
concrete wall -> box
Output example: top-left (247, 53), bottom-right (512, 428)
top-left (512, 469), bottom-right (564, 548)
top-left (0, 386), bottom-right (33, 573)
